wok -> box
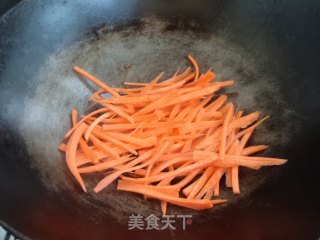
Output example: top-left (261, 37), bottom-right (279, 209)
top-left (0, 0), bottom-right (320, 239)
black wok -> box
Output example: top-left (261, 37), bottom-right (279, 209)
top-left (0, 0), bottom-right (320, 239)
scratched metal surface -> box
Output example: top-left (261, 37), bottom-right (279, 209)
top-left (0, 0), bottom-right (320, 239)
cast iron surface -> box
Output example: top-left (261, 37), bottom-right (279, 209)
top-left (0, 0), bottom-right (320, 239)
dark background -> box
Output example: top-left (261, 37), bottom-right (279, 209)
top-left (0, 0), bottom-right (320, 239)
top-left (0, 0), bottom-right (20, 15)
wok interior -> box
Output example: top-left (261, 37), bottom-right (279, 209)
top-left (19, 18), bottom-right (296, 223)
top-left (1, 0), bottom-right (319, 238)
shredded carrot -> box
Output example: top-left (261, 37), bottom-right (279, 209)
top-left (73, 67), bottom-right (120, 97)
top-left (65, 123), bottom-right (88, 192)
top-left (187, 55), bottom-right (199, 81)
top-left (64, 108), bottom-right (109, 139)
top-left (117, 180), bottom-right (226, 210)
top-left (219, 103), bottom-right (234, 160)
top-left (84, 112), bottom-right (111, 141)
top-left (58, 143), bottom-right (67, 152)
top-left (60, 55), bottom-right (287, 213)
top-left (187, 167), bottom-right (216, 199)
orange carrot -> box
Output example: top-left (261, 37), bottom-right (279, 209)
top-left (213, 180), bottom-right (220, 196)
top-left (193, 151), bottom-right (287, 169)
top-left (65, 123), bottom-right (88, 192)
top-left (187, 167), bottom-right (215, 199)
top-left (173, 168), bottom-right (202, 189)
top-left (93, 150), bottom-right (155, 192)
top-left (195, 168), bottom-right (225, 199)
top-left (58, 143), bottom-right (67, 152)
top-left (134, 91), bottom-right (177, 116)
top-left (117, 180), bottom-right (226, 210)
top-left (163, 82), bottom-right (234, 108)
top-left (60, 55), bottom-right (287, 214)
top-left (205, 95), bottom-right (228, 112)
top-left (73, 66), bottom-right (120, 97)
top-left (89, 134), bottom-right (120, 160)
top-left (78, 155), bottom-right (133, 173)
top-left (242, 145), bottom-right (268, 155)
top-left (188, 55), bottom-right (199, 81)
top-left (230, 111), bottom-right (260, 129)
top-left (219, 103), bottom-right (234, 160)
top-left (145, 141), bottom-right (169, 177)
top-left (64, 108), bottom-right (109, 139)
top-left (225, 168), bottom-right (232, 187)
top-left (204, 169), bottom-right (224, 199)
top-left (121, 158), bottom-right (218, 184)
top-left (157, 164), bottom-right (175, 215)
top-left (92, 129), bottom-right (138, 155)
top-left (71, 109), bottom-right (98, 164)
top-left (104, 103), bottom-right (135, 123)
top-left (84, 112), bottom-right (111, 141)
top-left (235, 116), bottom-right (270, 138)
top-left (144, 73), bottom-right (195, 95)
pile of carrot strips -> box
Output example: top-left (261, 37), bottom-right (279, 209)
top-left (59, 55), bottom-right (287, 215)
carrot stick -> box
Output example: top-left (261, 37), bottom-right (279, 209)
top-left (133, 168), bottom-right (147, 177)
top-left (58, 143), bottom-right (67, 152)
top-left (219, 103), bottom-right (234, 160)
top-left (187, 167), bottom-right (215, 199)
top-left (235, 116), bottom-right (270, 139)
top-left (92, 129), bottom-right (138, 155)
top-left (173, 168), bottom-right (202, 189)
top-left (145, 141), bottom-right (170, 177)
top-left (182, 180), bottom-right (197, 197)
top-left (134, 91), bottom-right (177, 116)
top-left (204, 169), bottom-right (224, 199)
top-left (123, 67), bottom-right (190, 89)
top-left (84, 112), bottom-right (111, 141)
top-left (163, 82), bottom-right (234, 108)
top-left (193, 151), bottom-right (287, 168)
top-left (150, 155), bottom-right (192, 176)
top-left (121, 158), bottom-right (218, 184)
top-left (100, 113), bottom-right (158, 124)
top-left (103, 131), bottom-right (157, 148)
top-left (145, 73), bottom-right (195, 95)
top-left (225, 168), bottom-right (232, 187)
top-left (78, 155), bottom-right (133, 173)
top-left (230, 111), bottom-right (260, 129)
top-left (104, 103), bottom-right (135, 123)
top-left (195, 168), bottom-right (225, 199)
top-left (79, 139), bottom-right (98, 164)
top-left (89, 134), bottom-right (120, 160)
top-left (242, 145), bottom-right (268, 155)
top-left (65, 123), bottom-right (87, 192)
top-left (213, 180), bottom-right (220, 196)
top-left (231, 167), bottom-right (240, 194)
top-left (193, 71), bottom-right (216, 87)
top-left (64, 108), bottom-right (109, 139)
top-left (156, 67), bottom-right (192, 86)
top-left (93, 149), bottom-right (155, 192)
top-left (205, 95), bottom-right (227, 112)
top-left (123, 82), bottom-right (148, 86)
top-left (71, 109), bottom-right (98, 163)
top-left (73, 66), bottom-right (120, 97)
top-left (187, 55), bottom-right (199, 81)
top-left (117, 180), bottom-right (226, 210)
top-left (157, 164), bottom-right (175, 215)
top-left (204, 111), bottom-right (223, 119)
